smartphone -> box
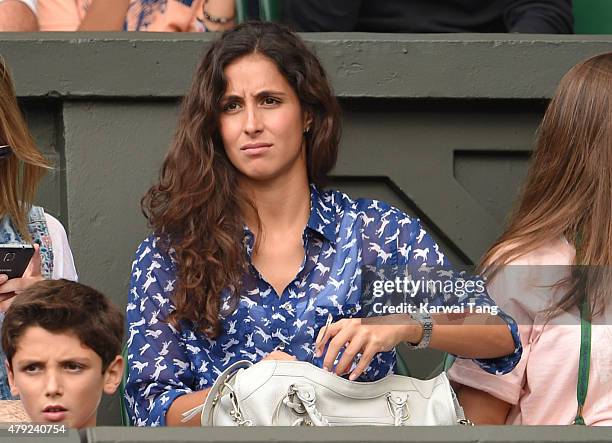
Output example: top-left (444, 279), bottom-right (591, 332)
top-left (0, 144), bottom-right (11, 159)
top-left (0, 245), bottom-right (34, 279)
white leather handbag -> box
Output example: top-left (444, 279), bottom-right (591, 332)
top-left (182, 360), bottom-right (470, 426)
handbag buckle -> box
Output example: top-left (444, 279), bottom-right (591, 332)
top-left (286, 384), bottom-right (308, 414)
top-left (387, 393), bottom-right (410, 425)
top-left (286, 384), bottom-right (328, 426)
top-left (294, 384), bottom-right (316, 405)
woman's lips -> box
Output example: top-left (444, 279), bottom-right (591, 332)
top-left (241, 143), bottom-right (272, 155)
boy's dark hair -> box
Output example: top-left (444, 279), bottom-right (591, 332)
top-left (2, 279), bottom-right (124, 372)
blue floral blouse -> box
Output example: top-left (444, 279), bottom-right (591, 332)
top-left (125, 185), bottom-right (521, 426)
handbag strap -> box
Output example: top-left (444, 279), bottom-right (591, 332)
top-left (182, 359), bottom-right (253, 423)
top-left (573, 297), bottom-right (591, 425)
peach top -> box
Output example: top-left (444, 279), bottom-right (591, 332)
top-left (448, 239), bottom-right (612, 425)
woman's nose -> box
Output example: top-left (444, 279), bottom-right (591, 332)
top-left (244, 105), bottom-right (263, 136)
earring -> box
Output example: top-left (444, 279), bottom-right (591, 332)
top-left (303, 126), bottom-right (310, 134)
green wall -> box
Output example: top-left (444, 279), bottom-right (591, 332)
top-left (2, 32), bottom-right (612, 427)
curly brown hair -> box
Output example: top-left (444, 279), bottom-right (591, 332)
top-left (142, 22), bottom-right (341, 337)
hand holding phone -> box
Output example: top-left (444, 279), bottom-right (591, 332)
top-left (0, 244), bottom-right (44, 311)
top-left (0, 244), bottom-right (34, 279)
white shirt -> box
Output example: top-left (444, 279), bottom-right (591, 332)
top-left (0, 0), bottom-right (37, 14)
top-left (44, 213), bottom-right (78, 281)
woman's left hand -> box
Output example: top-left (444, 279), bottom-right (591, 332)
top-left (314, 316), bottom-right (419, 381)
top-left (0, 244), bottom-right (44, 311)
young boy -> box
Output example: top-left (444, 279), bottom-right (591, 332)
top-left (1, 279), bottom-right (124, 428)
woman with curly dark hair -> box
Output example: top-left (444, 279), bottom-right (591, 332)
top-left (126, 21), bottom-right (521, 426)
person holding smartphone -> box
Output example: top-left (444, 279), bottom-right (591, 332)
top-left (0, 59), bottom-right (78, 400)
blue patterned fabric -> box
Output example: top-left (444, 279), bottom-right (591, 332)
top-left (125, 185), bottom-right (522, 426)
top-left (125, 0), bottom-right (166, 31)
top-left (0, 206), bottom-right (54, 400)
top-left (125, 0), bottom-right (195, 31)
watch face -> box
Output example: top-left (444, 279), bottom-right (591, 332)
top-left (412, 311), bottom-right (431, 321)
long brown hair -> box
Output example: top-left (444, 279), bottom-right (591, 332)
top-left (0, 58), bottom-right (50, 242)
top-left (481, 52), bottom-right (612, 316)
top-left (142, 22), bottom-right (341, 336)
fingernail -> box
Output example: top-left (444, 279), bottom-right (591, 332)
top-left (349, 373), bottom-right (357, 381)
top-left (323, 366), bottom-right (330, 372)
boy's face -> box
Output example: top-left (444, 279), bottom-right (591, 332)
top-left (7, 326), bottom-right (122, 428)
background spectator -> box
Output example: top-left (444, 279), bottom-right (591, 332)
top-left (0, 0), bottom-right (38, 31)
top-left (448, 52), bottom-right (612, 425)
top-left (37, 0), bottom-right (129, 31)
top-left (36, 0), bottom-right (235, 32)
top-left (282, 0), bottom-right (573, 34)
top-left (124, 0), bottom-right (205, 32)
top-left (125, 0), bottom-right (236, 32)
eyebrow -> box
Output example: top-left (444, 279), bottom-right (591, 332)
top-left (15, 359), bottom-right (42, 367)
top-left (16, 357), bottom-right (92, 367)
top-left (222, 90), bottom-right (288, 100)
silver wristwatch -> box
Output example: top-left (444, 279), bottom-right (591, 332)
top-left (406, 312), bottom-right (433, 350)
